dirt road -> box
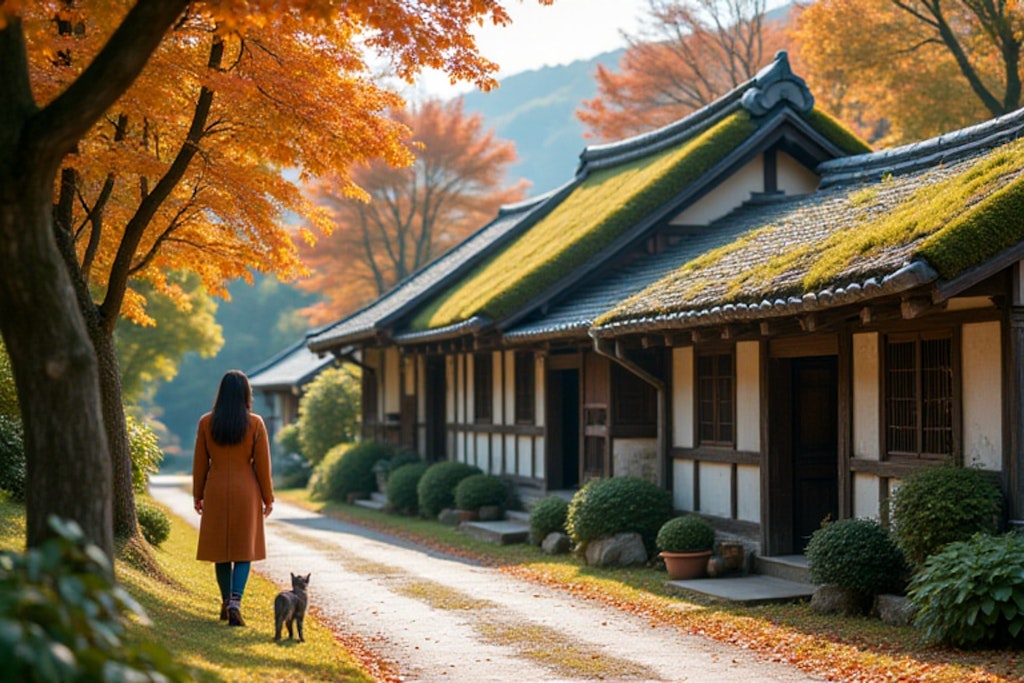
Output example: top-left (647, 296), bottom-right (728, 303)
top-left (151, 476), bottom-right (820, 683)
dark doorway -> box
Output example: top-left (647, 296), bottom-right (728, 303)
top-left (546, 369), bottom-right (580, 490)
top-left (791, 356), bottom-right (839, 551)
top-left (424, 357), bottom-right (446, 462)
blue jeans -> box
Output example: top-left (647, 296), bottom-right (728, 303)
top-left (214, 561), bottom-right (251, 601)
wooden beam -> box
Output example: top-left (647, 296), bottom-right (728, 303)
top-left (720, 325), bottom-right (736, 340)
top-left (901, 295), bottom-right (932, 319)
top-left (760, 320), bottom-right (776, 336)
top-left (798, 313), bottom-right (818, 332)
top-left (859, 306), bottom-right (873, 325)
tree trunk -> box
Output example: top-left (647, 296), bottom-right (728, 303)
top-left (0, 166), bottom-right (114, 558)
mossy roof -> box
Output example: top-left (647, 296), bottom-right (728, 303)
top-left (595, 136), bottom-right (1024, 331)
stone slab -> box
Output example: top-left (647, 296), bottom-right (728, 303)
top-left (459, 519), bottom-right (530, 545)
top-left (667, 574), bottom-right (816, 605)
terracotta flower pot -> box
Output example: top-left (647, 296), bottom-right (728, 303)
top-left (660, 550), bottom-right (713, 580)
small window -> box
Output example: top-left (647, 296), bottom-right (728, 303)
top-left (885, 332), bottom-right (953, 459)
top-left (697, 351), bottom-right (734, 446)
top-left (514, 352), bottom-right (535, 423)
top-left (473, 353), bottom-right (493, 423)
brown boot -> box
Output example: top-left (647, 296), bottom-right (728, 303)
top-left (227, 599), bottom-right (245, 627)
top-left (220, 600), bottom-right (229, 621)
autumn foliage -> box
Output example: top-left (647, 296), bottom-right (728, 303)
top-left (299, 98), bottom-right (527, 324)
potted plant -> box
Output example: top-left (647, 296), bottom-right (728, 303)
top-left (656, 515), bottom-right (715, 580)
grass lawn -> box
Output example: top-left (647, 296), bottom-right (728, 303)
top-left (279, 489), bottom-right (1024, 683)
top-left (0, 494), bottom-right (374, 683)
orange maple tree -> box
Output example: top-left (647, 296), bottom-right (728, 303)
top-left (578, 0), bottom-right (793, 141)
top-left (0, 0), bottom-right (551, 556)
top-left (795, 0), bottom-right (1023, 144)
top-left (299, 98), bottom-right (527, 324)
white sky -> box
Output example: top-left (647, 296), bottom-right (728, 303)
top-left (414, 0), bottom-right (649, 98)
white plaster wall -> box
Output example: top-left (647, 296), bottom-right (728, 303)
top-left (503, 434), bottom-right (515, 475)
top-left (475, 433), bottom-right (489, 472)
top-left (962, 321), bottom-right (1002, 471)
top-left (517, 435), bottom-right (534, 478)
top-left (853, 332), bottom-right (880, 460)
top-left (671, 156), bottom-right (763, 226)
top-left (672, 459), bottom-right (695, 511)
top-left (534, 355), bottom-right (546, 427)
top-left (699, 462), bottom-right (732, 518)
top-left (456, 431), bottom-right (465, 463)
top-left (384, 348), bottom-right (400, 414)
top-left (403, 356), bottom-right (415, 396)
top-left (777, 151), bottom-right (819, 195)
top-left (736, 464), bottom-right (760, 523)
top-left (491, 350), bottom-right (503, 425)
top-left (612, 438), bottom-right (657, 482)
top-left (503, 351), bottom-right (515, 426)
top-left (736, 341), bottom-right (760, 452)
top-left (853, 473), bottom-right (881, 520)
top-left (535, 437), bottom-right (545, 481)
top-left (465, 353), bottom-right (474, 423)
top-left (672, 347), bottom-right (694, 448)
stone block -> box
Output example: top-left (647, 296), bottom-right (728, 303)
top-left (584, 532), bottom-right (648, 567)
top-left (541, 532), bottom-right (571, 555)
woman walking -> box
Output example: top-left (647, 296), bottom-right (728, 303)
top-left (193, 370), bottom-right (274, 626)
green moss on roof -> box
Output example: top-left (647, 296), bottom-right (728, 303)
top-left (803, 108), bottom-right (872, 155)
top-left (597, 140), bottom-right (1024, 326)
top-left (411, 111), bottom-right (758, 331)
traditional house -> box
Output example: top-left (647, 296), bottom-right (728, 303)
top-left (309, 51), bottom-right (1023, 554)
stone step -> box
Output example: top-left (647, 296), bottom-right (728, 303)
top-left (506, 509), bottom-right (530, 523)
top-left (353, 494), bottom-right (386, 512)
top-left (755, 554), bottom-right (812, 584)
top-left (459, 519), bottom-right (530, 545)
top-left (667, 574), bottom-right (816, 605)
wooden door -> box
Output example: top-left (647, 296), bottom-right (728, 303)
top-left (546, 368), bottom-right (580, 490)
top-left (791, 357), bottom-right (839, 550)
top-left (424, 357), bottom-right (446, 462)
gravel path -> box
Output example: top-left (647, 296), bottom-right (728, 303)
top-left (151, 475), bottom-right (821, 683)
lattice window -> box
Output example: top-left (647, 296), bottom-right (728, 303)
top-left (697, 352), bottom-right (734, 446)
top-left (514, 352), bottom-right (535, 423)
top-left (473, 353), bottom-right (493, 424)
top-left (885, 333), bottom-right (953, 459)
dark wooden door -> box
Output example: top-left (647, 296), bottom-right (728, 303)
top-left (424, 357), bottom-right (446, 462)
top-left (546, 368), bottom-right (580, 490)
top-left (792, 357), bottom-right (839, 550)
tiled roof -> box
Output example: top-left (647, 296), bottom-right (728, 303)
top-left (248, 338), bottom-right (335, 392)
top-left (594, 120), bottom-right (1024, 335)
top-left (306, 192), bottom-right (555, 352)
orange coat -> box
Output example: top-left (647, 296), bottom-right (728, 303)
top-left (192, 413), bottom-right (274, 562)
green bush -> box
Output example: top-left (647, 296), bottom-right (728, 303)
top-left (296, 366), bottom-right (361, 465)
top-left (454, 474), bottom-right (508, 511)
top-left (0, 415), bottom-right (25, 502)
top-left (566, 477), bottom-right (672, 554)
top-left (529, 496), bottom-right (569, 544)
top-left (890, 465), bottom-right (1003, 566)
top-left (806, 518), bottom-right (907, 596)
top-left (656, 515), bottom-right (715, 553)
top-left (386, 462), bottom-right (430, 515)
top-left (136, 500), bottom-right (171, 547)
top-left (311, 441), bottom-right (390, 502)
top-left (374, 451), bottom-right (422, 484)
top-left (0, 516), bottom-right (191, 681)
top-left (274, 451), bottom-right (313, 490)
top-left (127, 414), bottom-right (163, 494)
top-left (417, 461), bottom-right (482, 519)
top-left (908, 532), bottom-right (1024, 647)
top-left (276, 422), bottom-right (303, 457)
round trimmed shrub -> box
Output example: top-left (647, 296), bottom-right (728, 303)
top-left (387, 462), bottom-right (429, 515)
top-left (656, 515), bottom-right (715, 553)
top-left (136, 501), bottom-right (171, 547)
top-left (311, 441), bottom-right (391, 502)
top-left (890, 465), bottom-right (1003, 566)
top-left (529, 496), bottom-right (569, 544)
top-left (127, 415), bottom-right (163, 494)
top-left (0, 415), bottom-right (25, 502)
top-left (375, 450), bottom-right (422, 484)
top-left (454, 474), bottom-right (508, 511)
top-left (566, 477), bottom-right (672, 553)
top-left (417, 461), bottom-right (482, 519)
top-left (908, 532), bottom-right (1024, 647)
top-left (806, 518), bottom-right (907, 596)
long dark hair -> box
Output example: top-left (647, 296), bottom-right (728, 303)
top-left (210, 370), bottom-right (252, 445)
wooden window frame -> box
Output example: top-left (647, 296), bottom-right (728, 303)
top-left (696, 349), bottom-right (735, 447)
top-left (883, 329), bottom-right (957, 461)
top-left (514, 351), bottom-right (535, 424)
top-left (473, 353), bottom-right (493, 424)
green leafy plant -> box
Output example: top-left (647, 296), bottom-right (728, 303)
top-left (417, 461), bottom-right (482, 519)
top-left (0, 415), bottom-right (25, 502)
top-left (136, 500), bottom-right (171, 547)
top-left (276, 422), bottom-right (303, 458)
top-left (311, 441), bottom-right (393, 502)
top-left (656, 515), bottom-right (715, 553)
top-left (386, 462), bottom-right (430, 515)
top-left (0, 516), bottom-right (191, 681)
top-left (274, 451), bottom-right (313, 490)
top-left (529, 496), bottom-right (569, 544)
top-left (806, 518), bottom-right (908, 596)
top-left (296, 366), bottom-right (361, 465)
top-left (889, 465), bottom-right (1003, 566)
top-left (454, 474), bottom-right (508, 511)
top-left (127, 414), bottom-right (163, 494)
top-left (566, 476), bottom-right (672, 554)
top-left (908, 532), bottom-right (1024, 647)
